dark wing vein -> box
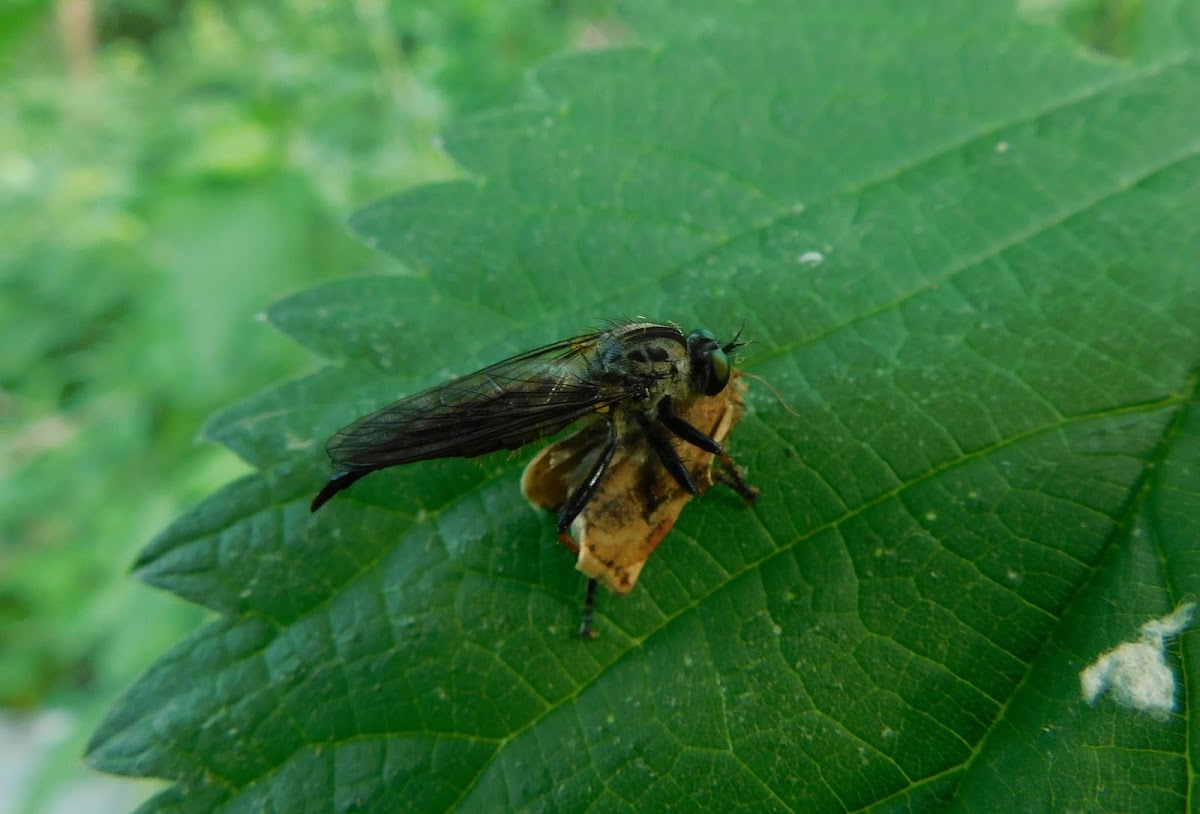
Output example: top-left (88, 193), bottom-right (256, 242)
top-left (326, 333), bottom-right (630, 469)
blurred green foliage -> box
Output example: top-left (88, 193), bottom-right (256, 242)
top-left (0, 0), bottom-right (607, 721)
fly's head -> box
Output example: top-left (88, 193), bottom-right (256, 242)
top-left (687, 328), bottom-right (742, 396)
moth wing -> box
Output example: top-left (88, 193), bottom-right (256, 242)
top-left (520, 422), bottom-right (610, 513)
top-left (573, 371), bottom-right (746, 594)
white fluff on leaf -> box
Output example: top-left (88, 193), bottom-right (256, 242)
top-left (1080, 602), bottom-right (1194, 717)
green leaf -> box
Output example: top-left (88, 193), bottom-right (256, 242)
top-left (89, 0), bottom-right (1200, 810)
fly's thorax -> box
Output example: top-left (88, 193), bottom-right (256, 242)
top-left (592, 322), bottom-right (695, 403)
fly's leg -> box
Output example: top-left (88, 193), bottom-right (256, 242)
top-left (552, 421), bottom-right (617, 639)
top-left (556, 534), bottom-right (579, 556)
top-left (712, 467), bottom-right (758, 498)
top-left (636, 412), bottom-right (699, 495)
top-left (555, 419), bottom-right (618, 548)
top-left (579, 578), bottom-right (599, 639)
top-left (658, 399), bottom-right (759, 504)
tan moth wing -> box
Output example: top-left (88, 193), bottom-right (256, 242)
top-left (522, 371), bottom-right (746, 595)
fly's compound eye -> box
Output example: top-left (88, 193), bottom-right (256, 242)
top-left (687, 328), bottom-right (732, 396)
top-left (706, 346), bottom-right (731, 394)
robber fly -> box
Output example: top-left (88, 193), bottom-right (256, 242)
top-left (311, 320), bottom-right (758, 634)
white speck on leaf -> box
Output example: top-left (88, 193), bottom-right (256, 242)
top-left (798, 251), bottom-right (824, 267)
top-left (995, 140), bottom-right (1009, 153)
top-left (1080, 601), bottom-right (1194, 717)
top-left (284, 433), bottom-right (313, 452)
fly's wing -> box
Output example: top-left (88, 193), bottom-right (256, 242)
top-left (326, 334), bottom-right (621, 472)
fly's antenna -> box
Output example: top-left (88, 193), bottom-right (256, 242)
top-left (723, 321), bottom-right (751, 355)
top-left (740, 370), bottom-right (803, 418)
